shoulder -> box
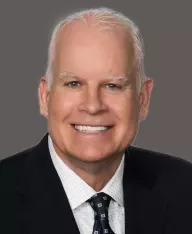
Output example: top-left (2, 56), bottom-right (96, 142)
top-left (128, 145), bottom-right (192, 194)
top-left (127, 147), bottom-right (192, 231)
top-left (0, 146), bottom-right (36, 189)
top-left (0, 134), bottom-right (48, 181)
top-left (0, 133), bottom-right (49, 194)
top-left (128, 145), bottom-right (192, 173)
top-left (1, 146), bottom-right (35, 169)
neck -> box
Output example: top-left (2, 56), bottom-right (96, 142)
top-left (53, 144), bottom-right (123, 191)
top-left (72, 155), bottom-right (123, 191)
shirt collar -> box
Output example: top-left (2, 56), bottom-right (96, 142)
top-left (48, 135), bottom-right (124, 210)
top-left (101, 154), bottom-right (124, 207)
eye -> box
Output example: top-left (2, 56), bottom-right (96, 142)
top-left (106, 83), bottom-right (121, 89)
top-left (65, 81), bottom-right (81, 88)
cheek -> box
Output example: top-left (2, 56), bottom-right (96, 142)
top-left (107, 95), bottom-right (139, 148)
top-left (48, 92), bottom-right (76, 120)
top-left (110, 93), bottom-right (139, 124)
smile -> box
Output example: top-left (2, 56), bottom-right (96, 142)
top-left (72, 125), bottom-right (112, 133)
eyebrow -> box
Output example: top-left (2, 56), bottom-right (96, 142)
top-left (105, 75), bottom-right (129, 82)
top-left (59, 71), bottom-right (129, 82)
top-left (59, 71), bottom-right (77, 79)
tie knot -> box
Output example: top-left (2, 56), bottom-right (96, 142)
top-left (87, 192), bottom-right (111, 219)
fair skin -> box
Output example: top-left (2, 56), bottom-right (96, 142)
top-left (39, 20), bottom-right (153, 191)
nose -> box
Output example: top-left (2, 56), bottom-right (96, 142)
top-left (78, 87), bottom-right (107, 114)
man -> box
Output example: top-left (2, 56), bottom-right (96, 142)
top-left (1, 7), bottom-right (192, 234)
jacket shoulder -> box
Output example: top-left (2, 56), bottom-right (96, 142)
top-left (0, 134), bottom-right (48, 177)
top-left (128, 146), bottom-right (192, 191)
top-left (129, 145), bottom-right (192, 172)
top-left (0, 147), bottom-right (36, 189)
top-left (1, 146), bottom-right (35, 168)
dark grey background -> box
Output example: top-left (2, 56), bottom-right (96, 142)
top-left (0, 0), bottom-right (191, 161)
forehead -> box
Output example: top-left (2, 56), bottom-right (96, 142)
top-left (60, 19), bottom-right (127, 43)
top-left (57, 17), bottom-right (133, 54)
top-left (54, 19), bottom-right (135, 78)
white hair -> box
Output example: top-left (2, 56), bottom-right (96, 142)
top-left (45, 7), bottom-right (146, 93)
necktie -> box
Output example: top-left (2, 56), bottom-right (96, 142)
top-left (87, 192), bottom-right (115, 234)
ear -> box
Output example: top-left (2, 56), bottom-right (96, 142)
top-left (139, 78), bottom-right (154, 120)
top-left (38, 77), bottom-right (49, 118)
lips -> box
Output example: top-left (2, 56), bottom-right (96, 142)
top-left (71, 124), bottom-right (113, 133)
top-left (75, 125), bottom-right (109, 132)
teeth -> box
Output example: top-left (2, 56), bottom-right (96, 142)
top-left (74, 125), bottom-right (109, 132)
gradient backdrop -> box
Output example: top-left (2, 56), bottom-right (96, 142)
top-left (0, 0), bottom-right (191, 161)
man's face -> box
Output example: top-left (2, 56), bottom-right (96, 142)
top-left (39, 21), bottom-right (153, 163)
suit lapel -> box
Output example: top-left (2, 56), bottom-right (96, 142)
top-left (123, 147), bottom-right (168, 234)
top-left (18, 134), bottom-right (80, 234)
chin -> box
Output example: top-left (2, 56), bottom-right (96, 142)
top-left (67, 147), bottom-right (115, 163)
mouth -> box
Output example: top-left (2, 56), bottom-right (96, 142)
top-left (71, 124), bottom-right (113, 133)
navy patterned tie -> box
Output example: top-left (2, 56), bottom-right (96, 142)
top-left (87, 192), bottom-right (115, 234)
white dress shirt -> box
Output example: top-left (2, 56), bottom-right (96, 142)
top-left (48, 135), bottom-right (125, 234)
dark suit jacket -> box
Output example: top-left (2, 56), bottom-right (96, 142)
top-left (1, 134), bottom-right (192, 234)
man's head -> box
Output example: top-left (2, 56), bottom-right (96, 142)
top-left (39, 7), bottom-right (153, 163)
